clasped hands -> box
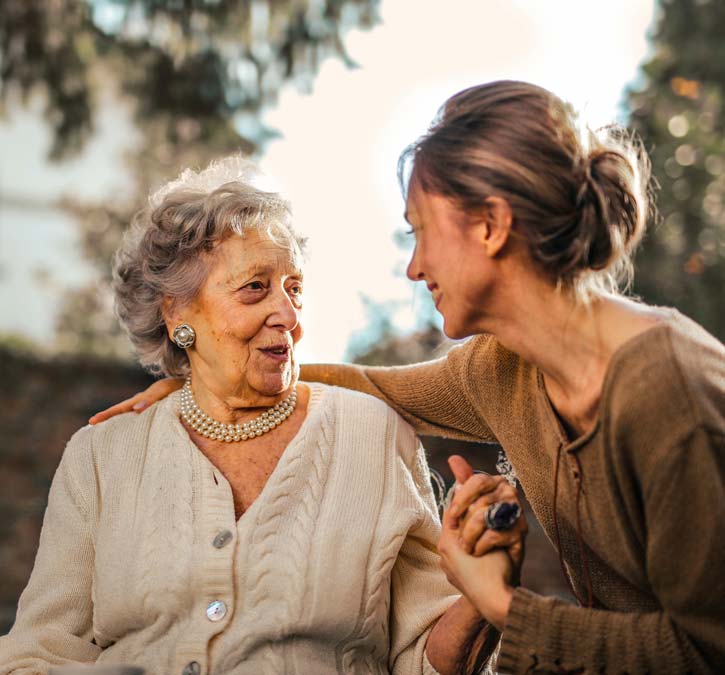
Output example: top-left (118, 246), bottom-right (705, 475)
top-left (437, 455), bottom-right (528, 631)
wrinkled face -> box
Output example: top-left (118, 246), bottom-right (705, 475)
top-left (405, 180), bottom-right (492, 339)
top-left (175, 228), bottom-right (303, 402)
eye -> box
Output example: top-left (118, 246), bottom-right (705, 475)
top-left (288, 283), bottom-right (303, 297)
top-left (243, 280), bottom-right (266, 291)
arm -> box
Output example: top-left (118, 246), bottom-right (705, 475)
top-left (426, 599), bottom-right (500, 675)
top-left (389, 437), bottom-right (498, 675)
top-left (90, 336), bottom-right (501, 442)
top-left (301, 337), bottom-right (497, 443)
top-left (451, 427), bottom-right (725, 674)
top-left (0, 428), bottom-right (101, 673)
top-left (88, 378), bottom-right (181, 424)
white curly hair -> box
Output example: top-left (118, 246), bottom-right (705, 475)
top-left (113, 155), bottom-right (306, 377)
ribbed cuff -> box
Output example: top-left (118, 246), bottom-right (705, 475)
top-left (497, 587), bottom-right (546, 674)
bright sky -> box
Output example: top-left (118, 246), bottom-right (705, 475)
top-left (0, 0), bottom-right (657, 362)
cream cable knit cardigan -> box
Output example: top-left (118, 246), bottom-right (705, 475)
top-left (0, 383), bottom-right (459, 674)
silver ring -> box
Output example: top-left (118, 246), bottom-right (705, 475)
top-left (485, 502), bottom-right (521, 531)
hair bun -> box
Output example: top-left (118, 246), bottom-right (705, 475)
top-left (571, 139), bottom-right (648, 277)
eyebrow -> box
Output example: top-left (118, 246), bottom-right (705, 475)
top-left (237, 264), bottom-right (272, 277)
top-left (230, 264), bottom-right (304, 282)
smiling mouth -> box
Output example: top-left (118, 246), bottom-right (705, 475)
top-left (260, 344), bottom-right (291, 361)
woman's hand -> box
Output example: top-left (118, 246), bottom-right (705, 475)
top-left (448, 455), bottom-right (527, 575)
top-left (88, 377), bottom-right (184, 424)
top-left (438, 493), bottom-right (516, 632)
top-left (436, 455), bottom-right (527, 631)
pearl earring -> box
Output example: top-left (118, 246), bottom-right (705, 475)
top-left (172, 324), bottom-right (196, 349)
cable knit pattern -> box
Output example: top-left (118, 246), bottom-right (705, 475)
top-left (139, 422), bottom-right (195, 615)
top-left (0, 383), bottom-right (458, 675)
top-left (222, 387), bottom-right (336, 672)
top-left (340, 530), bottom-right (407, 673)
top-left (261, 406), bottom-right (334, 675)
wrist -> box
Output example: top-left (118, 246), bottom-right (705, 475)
top-left (456, 595), bottom-right (487, 625)
top-left (495, 585), bottom-right (514, 629)
top-left (469, 583), bottom-right (514, 632)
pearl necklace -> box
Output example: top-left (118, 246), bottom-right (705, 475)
top-left (180, 377), bottom-right (297, 442)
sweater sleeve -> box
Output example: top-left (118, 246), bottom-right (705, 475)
top-left (0, 427), bottom-right (101, 673)
top-left (497, 426), bottom-right (725, 674)
top-left (387, 427), bottom-right (461, 675)
top-left (300, 337), bottom-right (497, 443)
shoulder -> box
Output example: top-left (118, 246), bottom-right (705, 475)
top-left (312, 382), bottom-right (420, 459)
top-left (65, 396), bottom-right (176, 471)
top-left (663, 314), bottom-right (725, 429)
top-left (316, 381), bottom-right (407, 422)
top-left (453, 333), bottom-right (532, 384)
top-left (604, 312), bottom-right (725, 459)
top-left (606, 313), bottom-right (725, 425)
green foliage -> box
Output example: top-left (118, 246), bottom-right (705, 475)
top-left (1, 0), bottom-right (379, 157)
top-left (627, 0), bottom-right (725, 340)
top-left (0, 0), bottom-right (380, 357)
top-left (0, 332), bottom-right (42, 355)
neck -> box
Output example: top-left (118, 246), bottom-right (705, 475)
top-left (471, 276), bottom-right (619, 433)
top-left (188, 374), bottom-right (298, 426)
top-left (470, 273), bottom-right (665, 434)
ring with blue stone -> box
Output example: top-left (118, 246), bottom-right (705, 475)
top-left (485, 502), bottom-right (522, 531)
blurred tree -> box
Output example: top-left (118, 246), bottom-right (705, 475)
top-left (627, 0), bottom-right (725, 340)
top-left (349, 322), bottom-right (447, 366)
top-left (346, 295), bottom-right (447, 366)
top-left (0, 0), bottom-right (380, 357)
top-left (1, 0), bottom-right (379, 157)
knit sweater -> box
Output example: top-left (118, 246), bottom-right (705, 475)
top-left (300, 310), bottom-right (725, 674)
top-left (0, 383), bottom-right (460, 675)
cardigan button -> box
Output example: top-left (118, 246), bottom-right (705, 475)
top-left (206, 600), bottom-right (227, 621)
top-left (213, 529), bottom-right (233, 549)
top-left (182, 662), bottom-right (201, 675)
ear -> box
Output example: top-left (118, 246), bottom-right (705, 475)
top-left (161, 297), bottom-right (179, 338)
top-left (481, 196), bottom-right (513, 257)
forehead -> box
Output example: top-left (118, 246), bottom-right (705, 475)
top-left (404, 179), bottom-right (423, 222)
top-left (404, 182), bottom-right (442, 223)
top-left (405, 180), bottom-right (473, 231)
top-left (212, 228), bottom-right (303, 278)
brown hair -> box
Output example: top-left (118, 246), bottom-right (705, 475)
top-left (399, 80), bottom-right (653, 298)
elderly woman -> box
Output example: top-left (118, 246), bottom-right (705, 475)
top-left (0, 158), bottom-right (501, 674)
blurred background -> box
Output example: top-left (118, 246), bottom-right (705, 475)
top-left (1, 0), bottom-right (723, 634)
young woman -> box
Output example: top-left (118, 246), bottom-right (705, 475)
top-left (93, 81), bottom-right (725, 673)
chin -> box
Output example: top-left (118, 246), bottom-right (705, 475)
top-left (255, 369), bottom-right (296, 398)
top-left (442, 318), bottom-right (474, 341)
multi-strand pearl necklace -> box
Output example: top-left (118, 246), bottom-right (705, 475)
top-left (180, 377), bottom-right (297, 442)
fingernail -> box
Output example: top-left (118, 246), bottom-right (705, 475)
top-left (132, 401), bottom-right (148, 412)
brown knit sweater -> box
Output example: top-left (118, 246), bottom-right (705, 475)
top-left (301, 310), bottom-right (725, 674)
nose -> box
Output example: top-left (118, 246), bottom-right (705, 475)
top-left (266, 287), bottom-right (300, 332)
top-left (406, 246), bottom-right (424, 282)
